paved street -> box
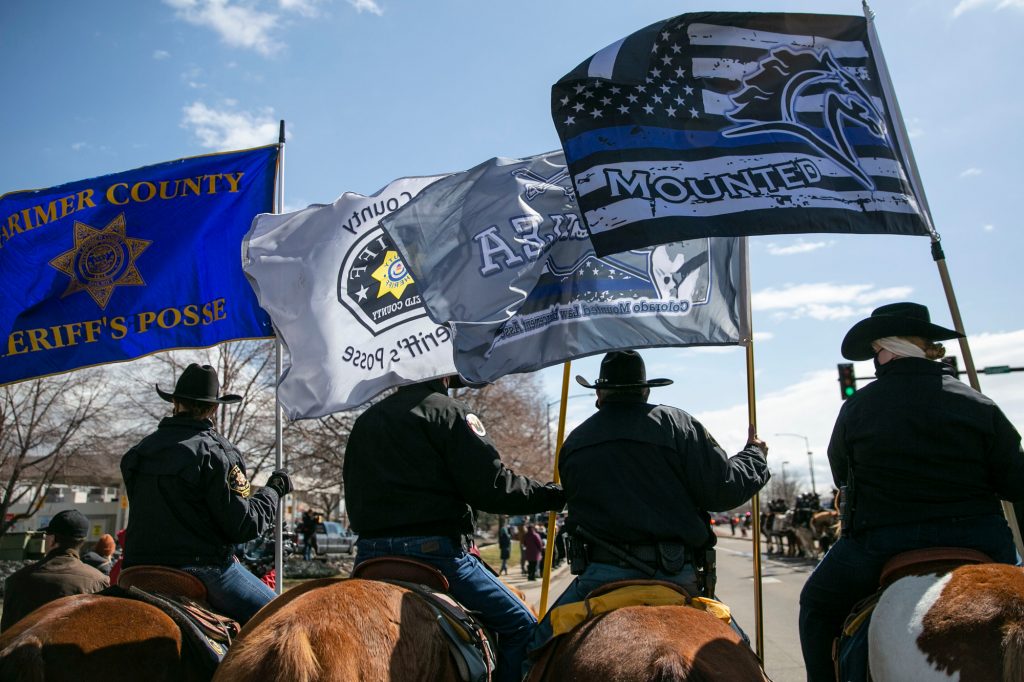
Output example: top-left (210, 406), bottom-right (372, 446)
top-left (499, 559), bottom-right (575, 615)
top-left (714, 532), bottom-right (816, 682)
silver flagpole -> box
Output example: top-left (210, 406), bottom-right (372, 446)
top-left (865, 3), bottom-right (1024, 552)
top-left (273, 120), bottom-right (286, 594)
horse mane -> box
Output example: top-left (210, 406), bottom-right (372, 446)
top-left (729, 48), bottom-right (831, 122)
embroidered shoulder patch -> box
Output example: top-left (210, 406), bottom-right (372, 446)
top-left (466, 413), bottom-right (487, 438)
top-left (228, 464), bottom-right (251, 498)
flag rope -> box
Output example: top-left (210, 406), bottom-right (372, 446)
top-left (539, 361), bottom-right (572, 617)
top-left (273, 120), bottom-right (287, 594)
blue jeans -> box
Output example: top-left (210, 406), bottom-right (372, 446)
top-left (798, 514), bottom-right (1018, 682)
top-left (181, 558), bottom-right (276, 624)
top-left (355, 536), bottom-right (536, 682)
top-left (527, 559), bottom-right (747, 670)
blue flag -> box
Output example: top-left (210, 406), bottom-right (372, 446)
top-left (551, 12), bottom-right (931, 256)
top-left (0, 146), bottom-right (279, 385)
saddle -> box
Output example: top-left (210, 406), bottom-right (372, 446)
top-left (109, 566), bottom-right (240, 678)
top-left (834, 547), bottom-right (993, 681)
top-left (353, 557), bottom-right (495, 682)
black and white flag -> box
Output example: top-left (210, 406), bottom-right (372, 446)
top-left (551, 12), bottom-right (931, 256)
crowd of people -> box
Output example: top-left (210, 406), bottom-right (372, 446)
top-left (3, 301), bottom-right (1022, 682)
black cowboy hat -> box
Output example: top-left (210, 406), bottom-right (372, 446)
top-left (841, 302), bottom-right (964, 361)
top-left (156, 363), bottom-right (243, 404)
top-left (576, 350), bottom-right (673, 390)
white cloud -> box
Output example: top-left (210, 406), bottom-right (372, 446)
top-left (752, 283), bottom-right (914, 320)
top-left (905, 117), bottom-right (925, 139)
top-left (953, 0), bottom-right (1024, 18)
top-left (279, 0), bottom-right (324, 17)
top-left (765, 239), bottom-right (831, 256)
top-left (165, 0), bottom-right (281, 56)
top-left (959, 167), bottom-right (982, 178)
top-left (181, 101), bottom-right (279, 149)
top-left (153, 49), bottom-right (171, 60)
top-left (71, 142), bottom-right (88, 151)
top-left (348, 0), bottom-right (383, 15)
top-left (983, 224), bottom-right (996, 232)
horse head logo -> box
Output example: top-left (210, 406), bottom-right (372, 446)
top-left (724, 48), bottom-right (887, 189)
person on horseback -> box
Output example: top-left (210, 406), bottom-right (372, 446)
top-left (1, 509), bottom-right (109, 631)
top-left (120, 363), bottom-right (293, 624)
top-left (343, 375), bottom-right (565, 682)
top-left (799, 302), bottom-right (1024, 681)
top-left (528, 350), bottom-right (770, 660)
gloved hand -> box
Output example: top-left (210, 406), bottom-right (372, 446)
top-left (265, 469), bottom-right (293, 498)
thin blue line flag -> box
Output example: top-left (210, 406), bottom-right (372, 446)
top-left (0, 145), bottom-right (279, 385)
top-left (551, 12), bottom-right (932, 256)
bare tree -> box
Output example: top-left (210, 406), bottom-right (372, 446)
top-left (0, 370), bottom-right (115, 537)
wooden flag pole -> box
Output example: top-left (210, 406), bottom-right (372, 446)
top-left (741, 232), bottom-right (765, 659)
top-left (931, 239), bottom-right (1024, 553)
top-left (539, 361), bottom-right (572, 617)
top-left (273, 120), bottom-right (286, 594)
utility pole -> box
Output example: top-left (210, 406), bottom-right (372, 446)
top-left (776, 432), bottom-right (816, 496)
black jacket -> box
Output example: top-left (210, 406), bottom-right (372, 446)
top-left (829, 357), bottom-right (1024, 532)
top-left (343, 381), bottom-right (565, 538)
top-left (121, 415), bottom-right (279, 567)
top-left (559, 394), bottom-right (769, 549)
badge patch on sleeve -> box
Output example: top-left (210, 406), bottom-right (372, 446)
top-left (466, 413), bottom-right (487, 438)
top-left (228, 464), bottom-right (251, 498)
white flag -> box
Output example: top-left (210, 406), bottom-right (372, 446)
top-left (244, 176), bottom-right (456, 419)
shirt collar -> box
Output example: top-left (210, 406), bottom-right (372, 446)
top-left (876, 356), bottom-right (947, 377)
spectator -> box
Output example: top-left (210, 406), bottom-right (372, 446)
top-left (2, 510), bottom-right (108, 631)
top-left (523, 524), bottom-right (544, 581)
top-left (81, 534), bottom-right (116, 575)
top-left (498, 520), bottom-right (512, 575)
top-left (299, 510), bottom-right (319, 561)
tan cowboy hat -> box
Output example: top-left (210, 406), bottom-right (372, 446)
top-left (841, 302), bottom-right (963, 361)
top-left (576, 350), bottom-right (673, 390)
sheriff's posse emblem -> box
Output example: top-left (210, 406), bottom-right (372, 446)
top-left (48, 213), bottom-right (151, 309)
top-left (338, 227), bottom-right (427, 335)
top-left (724, 48), bottom-right (887, 190)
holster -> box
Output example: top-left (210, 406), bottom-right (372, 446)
top-left (657, 542), bottom-right (687, 574)
top-left (566, 534), bottom-right (589, 575)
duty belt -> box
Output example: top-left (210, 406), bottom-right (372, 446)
top-left (587, 543), bottom-right (691, 571)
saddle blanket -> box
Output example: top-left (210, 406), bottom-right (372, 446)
top-left (549, 583), bottom-right (732, 637)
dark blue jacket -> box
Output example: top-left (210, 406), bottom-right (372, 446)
top-left (559, 394), bottom-right (769, 549)
top-left (828, 357), bottom-right (1024, 532)
top-left (121, 415), bottom-right (279, 567)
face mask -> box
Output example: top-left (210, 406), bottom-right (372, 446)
top-left (873, 353), bottom-right (883, 373)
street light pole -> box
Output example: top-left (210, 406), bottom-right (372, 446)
top-left (776, 432), bottom-right (816, 496)
top-left (781, 461), bottom-right (790, 501)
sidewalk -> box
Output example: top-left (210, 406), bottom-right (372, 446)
top-left (498, 560), bottom-right (574, 612)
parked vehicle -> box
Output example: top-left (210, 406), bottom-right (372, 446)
top-left (314, 521), bottom-right (357, 557)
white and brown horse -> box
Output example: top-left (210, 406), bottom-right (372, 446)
top-left (866, 560), bottom-right (1024, 680)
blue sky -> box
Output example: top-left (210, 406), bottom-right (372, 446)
top-left (3, 0), bottom-right (1022, 491)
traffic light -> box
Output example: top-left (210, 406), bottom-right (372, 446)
top-left (837, 363), bottom-right (857, 400)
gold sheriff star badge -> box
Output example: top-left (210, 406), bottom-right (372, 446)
top-left (371, 250), bottom-right (414, 300)
top-left (48, 213), bottom-right (151, 309)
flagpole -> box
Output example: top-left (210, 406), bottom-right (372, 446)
top-left (865, 3), bottom-right (1024, 553)
top-left (539, 361), bottom-right (572, 617)
top-left (739, 236), bottom-right (765, 662)
top-left (273, 120), bottom-right (286, 594)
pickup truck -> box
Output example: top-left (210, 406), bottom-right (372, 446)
top-left (314, 521), bottom-right (357, 557)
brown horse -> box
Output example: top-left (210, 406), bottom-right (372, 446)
top-left (212, 577), bottom-right (462, 682)
top-left (867, 562), bottom-right (1024, 681)
top-left (0, 593), bottom-right (206, 682)
top-left (528, 604), bottom-right (769, 681)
